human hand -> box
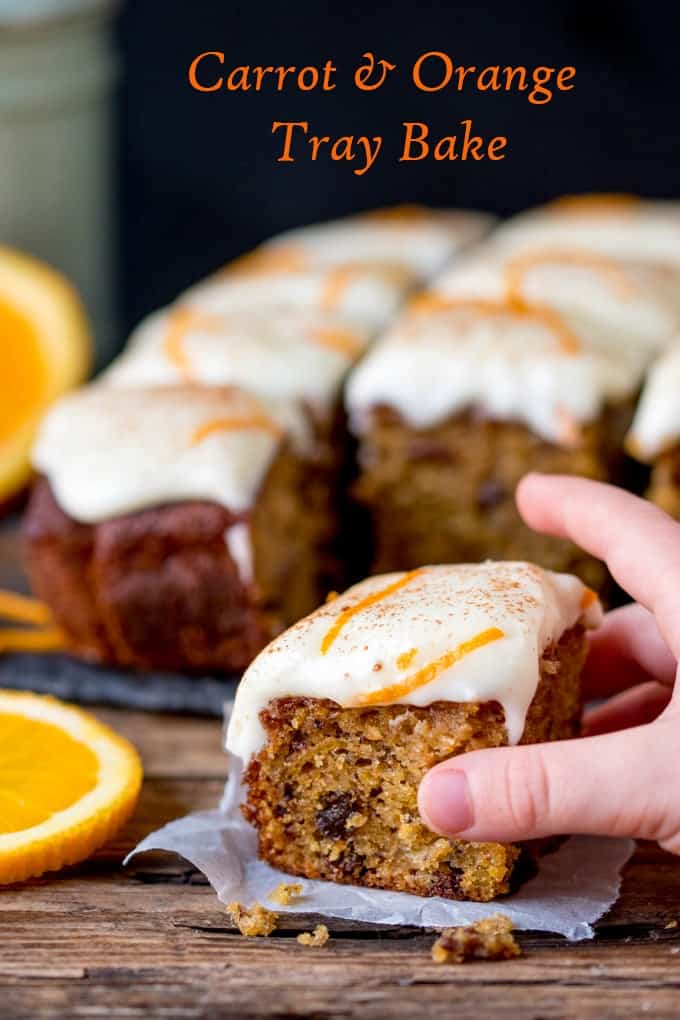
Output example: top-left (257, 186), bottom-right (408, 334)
top-left (418, 474), bottom-right (680, 852)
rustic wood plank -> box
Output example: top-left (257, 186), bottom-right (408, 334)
top-left (93, 709), bottom-right (228, 779)
top-left (2, 708), bottom-right (680, 1018)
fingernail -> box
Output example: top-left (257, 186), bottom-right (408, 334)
top-left (418, 769), bottom-right (473, 835)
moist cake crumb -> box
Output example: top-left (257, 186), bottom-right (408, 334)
top-left (431, 914), bottom-right (520, 964)
top-left (227, 901), bottom-right (278, 937)
top-left (268, 882), bottom-right (304, 906)
top-left (297, 924), bottom-right (330, 947)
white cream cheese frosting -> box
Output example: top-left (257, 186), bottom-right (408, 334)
top-left (182, 262), bottom-right (409, 334)
top-left (32, 384), bottom-right (311, 523)
top-left (264, 205), bottom-right (494, 281)
top-left (345, 300), bottom-right (645, 446)
top-left (104, 305), bottom-right (370, 415)
top-left (431, 248), bottom-right (680, 356)
top-left (226, 562), bottom-right (602, 763)
top-left (493, 195), bottom-right (680, 266)
top-left (626, 344), bottom-right (680, 461)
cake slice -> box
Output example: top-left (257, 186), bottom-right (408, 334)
top-left (626, 343), bottom-right (680, 517)
top-left (227, 562), bottom-right (601, 902)
top-left (344, 296), bottom-right (643, 590)
top-left (24, 384), bottom-right (331, 673)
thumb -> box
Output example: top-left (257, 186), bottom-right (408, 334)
top-left (418, 715), bottom-right (680, 851)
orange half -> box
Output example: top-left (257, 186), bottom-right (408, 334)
top-left (0, 247), bottom-right (91, 504)
top-left (0, 691), bottom-right (142, 884)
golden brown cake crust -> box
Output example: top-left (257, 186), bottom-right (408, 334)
top-left (352, 404), bottom-right (636, 592)
top-left (242, 626), bottom-right (585, 902)
top-left (23, 436), bottom-right (340, 673)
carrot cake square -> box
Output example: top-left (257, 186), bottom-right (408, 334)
top-left (227, 562), bottom-right (601, 901)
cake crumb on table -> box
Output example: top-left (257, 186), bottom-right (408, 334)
top-left (268, 882), bottom-right (304, 906)
top-left (431, 914), bottom-right (520, 964)
top-left (297, 924), bottom-right (330, 947)
top-left (227, 901), bottom-right (278, 937)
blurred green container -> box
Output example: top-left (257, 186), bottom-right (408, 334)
top-left (0, 0), bottom-right (118, 365)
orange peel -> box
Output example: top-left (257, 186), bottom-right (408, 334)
top-left (0, 690), bottom-right (142, 884)
top-left (0, 246), bottom-right (91, 504)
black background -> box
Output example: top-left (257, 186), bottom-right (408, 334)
top-left (115, 0), bottom-right (680, 334)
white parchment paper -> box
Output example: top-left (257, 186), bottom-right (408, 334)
top-left (127, 753), bottom-right (634, 941)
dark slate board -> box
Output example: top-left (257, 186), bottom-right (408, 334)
top-left (0, 516), bottom-right (236, 716)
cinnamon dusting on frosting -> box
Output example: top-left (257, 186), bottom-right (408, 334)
top-left (320, 568), bottom-right (424, 655)
top-left (226, 562), bottom-right (603, 761)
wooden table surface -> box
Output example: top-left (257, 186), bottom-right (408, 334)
top-left (0, 707), bottom-right (679, 1020)
top-left (3, 521), bottom-right (680, 1018)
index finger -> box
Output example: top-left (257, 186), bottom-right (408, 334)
top-left (516, 473), bottom-right (680, 660)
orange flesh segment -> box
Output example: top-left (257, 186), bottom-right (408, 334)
top-left (580, 587), bottom-right (598, 609)
top-left (321, 570), bottom-right (424, 655)
top-left (0, 297), bottom-right (48, 442)
top-left (354, 627), bottom-right (505, 707)
top-left (191, 415), bottom-right (282, 444)
top-left (0, 713), bottom-right (98, 834)
top-left (0, 590), bottom-right (53, 627)
top-left (0, 626), bottom-right (67, 655)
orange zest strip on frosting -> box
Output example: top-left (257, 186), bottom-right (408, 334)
top-left (191, 414), bottom-right (282, 445)
top-left (505, 249), bottom-right (636, 303)
top-left (580, 587), bottom-right (598, 610)
top-left (164, 308), bottom-right (198, 380)
top-left (0, 590), bottom-right (53, 627)
top-left (354, 627), bottom-right (505, 707)
top-left (309, 324), bottom-right (364, 358)
top-left (396, 647), bottom-right (418, 671)
top-left (219, 245), bottom-right (309, 277)
top-left (407, 294), bottom-right (582, 355)
top-left (320, 265), bottom-right (363, 314)
top-left (548, 193), bottom-right (639, 216)
top-left (164, 307), bottom-right (231, 380)
top-left (0, 625), bottom-right (67, 655)
top-left (363, 204), bottom-right (428, 223)
top-left (321, 569), bottom-right (424, 655)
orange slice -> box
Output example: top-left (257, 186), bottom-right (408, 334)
top-left (0, 246), bottom-right (91, 505)
top-left (0, 691), bottom-right (142, 884)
